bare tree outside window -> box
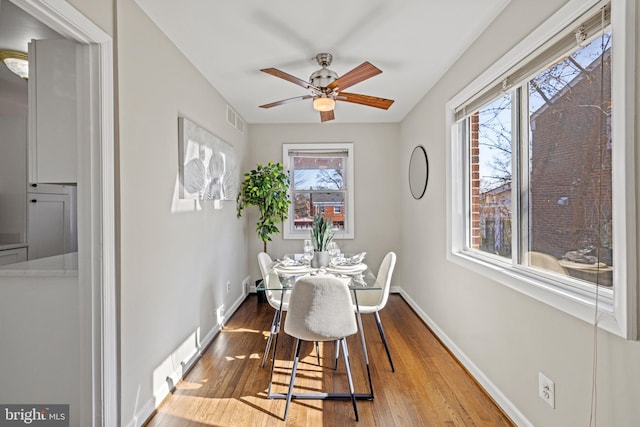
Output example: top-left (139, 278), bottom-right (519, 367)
top-left (471, 94), bottom-right (512, 258)
top-left (291, 156), bottom-right (346, 230)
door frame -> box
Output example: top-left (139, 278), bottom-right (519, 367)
top-left (11, 0), bottom-right (117, 425)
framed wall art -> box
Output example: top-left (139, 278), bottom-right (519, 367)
top-left (178, 117), bottom-right (238, 201)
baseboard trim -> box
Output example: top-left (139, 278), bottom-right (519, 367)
top-left (126, 291), bottom-right (249, 427)
top-left (396, 288), bottom-right (532, 427)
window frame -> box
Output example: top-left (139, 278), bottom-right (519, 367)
top-left (446, 0), bottom-right (636, 339)
top-left (282, 142), bottom-right (355, 240)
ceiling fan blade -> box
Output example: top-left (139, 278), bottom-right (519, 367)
top-left (261, 68), bottom-right (315, 90)
top-left (337, 92), bottom-right (394, 110)
top-left (320, 110), bottom-right (335, 122)
top-left (327, 62), bottom-right (382, 91)
top-left (259, 95), bottom-right (312, 109)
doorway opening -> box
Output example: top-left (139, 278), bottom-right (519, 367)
top-left (2, 0), bottom-right (116, 425)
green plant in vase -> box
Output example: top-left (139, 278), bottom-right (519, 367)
top-left (310, 214), bottom-right (334, 267)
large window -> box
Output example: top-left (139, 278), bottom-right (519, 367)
top-left (283, 143), bottom-right (355, 239)
top-left (447, 0), bottom-right (636, 338)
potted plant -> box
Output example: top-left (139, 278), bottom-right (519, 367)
top-left (236, 162), bottom-right (290, 301)
top-left (310, 213), bottom-right (334, 268)
top-left (236, 161), bottom-right (291, 253)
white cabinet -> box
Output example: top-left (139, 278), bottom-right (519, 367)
top-left (28, 39), bottom-right (78, 184)
top-left (0, 117), bottom-right (27, 243)
top-left (0, 247), bottom-right (27, 266)
top-left (27, 184), bottom-right (76, 260)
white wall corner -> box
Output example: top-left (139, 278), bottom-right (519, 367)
top-left (397, 288), bottom-right (533, 427)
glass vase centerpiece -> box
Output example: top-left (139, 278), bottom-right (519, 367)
top-left (310, 214), bottom-right (334, 268)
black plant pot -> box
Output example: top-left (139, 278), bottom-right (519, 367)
top-left (256, 279), bottom-right (267, 303)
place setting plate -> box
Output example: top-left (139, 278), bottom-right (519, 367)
top-left (274, 260), bottom-right (312, 274)
top-left (326, 263), bottom-right (367, 274)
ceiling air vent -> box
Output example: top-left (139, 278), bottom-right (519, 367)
top-left (226, 105), bottom-right (245, 134)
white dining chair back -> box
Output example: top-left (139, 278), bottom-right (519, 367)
top-left (282, 275), bottom-right (359, 421)
top-left (352, 251), bottom-right (396, 372)
top-left (356, 252), bottom-right (396, 311)
top-left (284, 275), bottom-right (356, 341)
top-left (257, 251), bottom-right (272, 282)
top-left (257, 252), bottom-right (289, 368)
top-left (257, 252), bottom-right (286, 310)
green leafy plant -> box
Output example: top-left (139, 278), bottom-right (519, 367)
top-left (311, 213), bottom-right (334, 252)
top-left (236, 162), bottom-right (291, 253)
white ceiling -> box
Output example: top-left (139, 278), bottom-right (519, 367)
top-left (0, 0), bottom-right (509, 123)
top-left (134, 0), bottom-right (509, 124)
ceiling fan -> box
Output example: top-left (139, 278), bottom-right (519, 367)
top-left (259, 53), bottom-right (394, 122)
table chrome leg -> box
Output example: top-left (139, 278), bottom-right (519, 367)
top-left (267, 297), bottom-right (285, 397)
top-left (261, 309), bottom-right (279, 367)
top-left (352, 289), bottom-right (374, 399)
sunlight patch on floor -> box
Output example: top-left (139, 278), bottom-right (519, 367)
top-left (222, 327), bottom-right (262, 334)
top-left (174, 380), bottom-right (203, 390)
top-left (155, 394), bottom-right (326, 425)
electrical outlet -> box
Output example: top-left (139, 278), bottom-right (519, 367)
top-left (226, 281), bottom-right (231, 293)
top-left (538, 372), bottom-right (555, 408)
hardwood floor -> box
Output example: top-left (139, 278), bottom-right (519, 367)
top-left (145, 294), bottom-right (514, 426)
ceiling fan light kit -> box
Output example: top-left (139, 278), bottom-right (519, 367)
top-left (313, 96), bottom-right (335, 112)
top-left (259, 52), bottom-right (394, 122)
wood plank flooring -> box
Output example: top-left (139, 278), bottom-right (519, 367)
top-left (144, 294), bottom-right (514, 426)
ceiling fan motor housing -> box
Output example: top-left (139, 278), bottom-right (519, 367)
top-left (309, 68), bottom-right (338, 90)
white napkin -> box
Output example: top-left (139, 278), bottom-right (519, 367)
top-left (349, 252), bottom-right (367, 264)
top-left (331, 252), bottom-right (366, 266)
top-left (278, 257), bottom-right (305, 267)
top-left (327, 263), bottom-right (367, 274)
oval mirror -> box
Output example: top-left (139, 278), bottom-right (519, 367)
top-left (409, 145), bottom-right (429, 199)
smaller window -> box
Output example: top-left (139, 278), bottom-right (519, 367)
top-left (283, 143), bottom-right (354, 239)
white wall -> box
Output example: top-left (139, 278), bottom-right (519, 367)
top-left (116, 0), bottom-right (249, 425)
top-left (67, 0), bottom-right (112, 36)
top-left (400, 0), bottom-right (640, 426)
top-left (247, 123), bottom-right (403, 284)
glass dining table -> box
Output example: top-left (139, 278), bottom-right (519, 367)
top-left (257, 254), bottom-right (380, 401)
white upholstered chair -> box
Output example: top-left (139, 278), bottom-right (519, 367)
top-left (352, 251), bottom-right (397, 372)
top-left (283, 275), bottom-right (359, 421)
top-left (257, 252), bottom-right (289, 368)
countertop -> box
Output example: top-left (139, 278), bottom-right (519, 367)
top-left (0, 243), bottom-right (29, 251)
top-left (0, 252), bottom-right (78, 277)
